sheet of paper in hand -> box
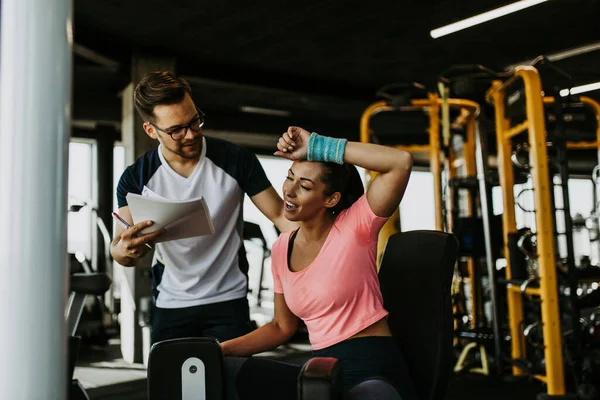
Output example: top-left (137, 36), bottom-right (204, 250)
top-left (126, 193), bottom-right (215, 242)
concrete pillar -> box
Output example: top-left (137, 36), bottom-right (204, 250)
top-left (95, 126), bottom-right (117, 275)
top-left (0, 0), bottom-right (72, 398)
top-left (119, 53), bottom-right (175, 364)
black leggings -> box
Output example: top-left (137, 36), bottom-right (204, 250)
top-left (151, 298), bottom-right (253, 344)
top-left (225, 337), bottom-right (417, 400)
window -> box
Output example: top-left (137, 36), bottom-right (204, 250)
top-left (113, 145), bottom-right (126, 211)
top-left (399, 171), bottom-right (436, 231)
top-left (67, 141), bottom-right (96, 259)
top-left (242, 156), bottom-right (292, 308)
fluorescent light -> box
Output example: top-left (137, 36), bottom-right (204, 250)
top-left (240, 106), bottom-right (291, 117)
top-left (560, 81), bottom-right (600, 97)
top-left (430, 0), bottom-right (548, 39)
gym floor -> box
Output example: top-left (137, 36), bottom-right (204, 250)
top-left (77, 341), bottom-right (545, 400)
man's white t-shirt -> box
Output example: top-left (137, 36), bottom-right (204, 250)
top-left (116, 136), bottom-right (271, 309)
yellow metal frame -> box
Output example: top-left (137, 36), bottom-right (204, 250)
top-left (359, 96), bottom-right (445, 262)
top-left (486, 66), bottom-right (564, 394)
top-left (360, 96), bottom-right (479, 254)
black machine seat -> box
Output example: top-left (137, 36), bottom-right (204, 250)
top-left (148, 338), bottom-right (226, 400)
top-left (70, 273), bottom-right (112, 296)
top-left (378, 230), bottom-right (458, 400)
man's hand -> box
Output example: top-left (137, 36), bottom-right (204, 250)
top-left (114, 220), bottom-right (165, 264)
top-left (274, 126), bottom-right (310, 161)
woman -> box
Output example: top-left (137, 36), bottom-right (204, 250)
top-left (221, 126), bottom-right (415, 400)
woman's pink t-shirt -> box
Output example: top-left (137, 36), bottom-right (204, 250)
top-left (271, 194), bottom-right (389, 350)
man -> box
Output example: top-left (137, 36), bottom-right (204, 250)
top-left (111, 71), bottom-right (294, 344)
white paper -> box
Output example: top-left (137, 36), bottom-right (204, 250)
top-left (126, 193), bottom-right (215, 242)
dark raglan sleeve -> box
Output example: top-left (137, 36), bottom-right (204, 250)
top-left (116, 167), bottom-right (142, 208)
top-left (235, 145), bottom-right (272, 197)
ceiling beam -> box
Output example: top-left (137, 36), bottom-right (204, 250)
top-left (73, 43), bottom-right (121, 69)
top-left (181, 75), bottom-right (369, 122)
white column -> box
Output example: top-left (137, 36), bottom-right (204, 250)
top-left (0, 0), bottom-right (73, 398)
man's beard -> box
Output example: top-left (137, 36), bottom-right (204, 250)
top-left (170, 140), bottom-right (200, 159)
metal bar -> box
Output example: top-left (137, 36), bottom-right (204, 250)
top-left (486, 74), bottom-right (522, 103)
top-left (452, 108), bottom-right (473, 130)
top-left (411, 98), bottom-right (436, 109)
top-left (488, 79), bottom-right (527, 376)
top-left (466, 259), bottom-right (478, 326)
top-left (474, 120), bottom-right (504, 374)
top-left (507, 41), bottom-right (600, 69)
top-left (439, 82), bottom-right (451, 148)
top-left (428, 93), bottom-right (444, 231)
top-left (360, 101), bottom-right (391, 144)
top-left (518, 67), bottom-right (565, 395)
top-left (462, 118), bottom-right (480, 330)
top-left (579, 96), bottom-right (600, 165)
top-left (0, 0), bottom-right (72, 398)
top-left (411, 97), bottom-right (480, 117)
top-left (464, 121), bottom-right (478, 185)
top-left (447, 145), bottom-right (457, 232)
top-left (507, 285), bottom-right (542, 296)
top-left (66, 293), bottom-right (87, 337)
top-left (458, 119), bottom-right (476, 329)
top-left (505, 121), bottom-right (530, 139)
top-left (551, 89), bottom-right (584, 382)
top-left (566, 141), bottom-right (598, 149)
top-left (446, 99), bottom-right (480, 116)
top-left (463, 122), bottom-right (478, 335)
top-left (395, 144), bottom-right (431, 152)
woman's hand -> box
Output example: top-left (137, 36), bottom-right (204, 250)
top-left (274, 126), bottom-right (310, 161)
top-left (216, 294), bottom-right (299, 357)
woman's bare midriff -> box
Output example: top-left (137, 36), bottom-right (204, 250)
top-left (349, 317), bottom-right (393, 339)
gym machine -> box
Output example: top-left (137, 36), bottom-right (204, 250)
top-left (435, 82), bottom-right (505, 377)
top-left (359, 83), bottom-right (441, 262)
top-left (68, 273), bottom-right (113, 400)
top-left (68, 200), bottom-right (118, 346)
top-left (486, 64), bottom-right (600, 399)
top-left (359, 83), bottom-right (479, 255)
top-left (358, 82), bottom-right (502, 377)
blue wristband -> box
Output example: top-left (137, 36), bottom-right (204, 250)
top-left (307, 132), bottom-right (347, 164)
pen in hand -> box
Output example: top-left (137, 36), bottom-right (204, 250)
top-left (111, 212), bottom-right (154, 250)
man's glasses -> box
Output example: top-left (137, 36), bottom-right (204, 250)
top-left (148, 107), bottom-right (205, 141)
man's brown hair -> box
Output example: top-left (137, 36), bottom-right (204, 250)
top-left (134, 71), bottom-right (192, 122)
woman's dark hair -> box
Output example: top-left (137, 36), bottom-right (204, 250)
top-left (319, 162), bottom-right (365, 215)
top-left (134, 71), bottom-right (192, 122)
